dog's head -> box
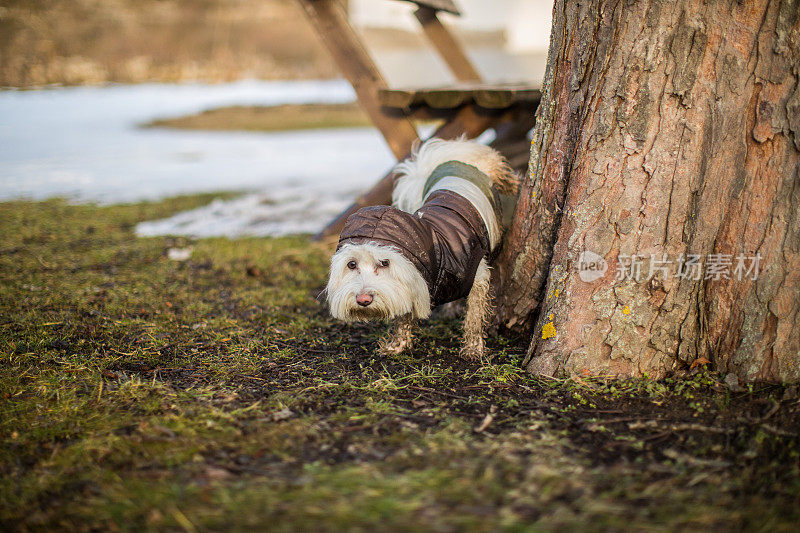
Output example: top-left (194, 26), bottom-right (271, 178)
top-left (326, 243), bottom-right (430, 322)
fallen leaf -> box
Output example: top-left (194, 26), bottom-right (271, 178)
top-left (474, 405), bottom-right (497, 433)
top-left (269, 408), bottom-right (294, 422)
top-left (204, 466), bottom-right (232, 480)
top-left (167, 247), bottom-right (193, 261)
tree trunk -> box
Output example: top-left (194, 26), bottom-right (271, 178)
top-left (495, 0), bottom-right (800, 381)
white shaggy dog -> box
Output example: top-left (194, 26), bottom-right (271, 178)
top-left (326, 137), bottom-right (519, 360)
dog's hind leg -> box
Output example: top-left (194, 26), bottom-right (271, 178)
top-left (378, 314), bottom-right (416, 356)
top-left (459, 259), bottom-right (491, 361)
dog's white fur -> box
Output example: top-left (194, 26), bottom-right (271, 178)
top-left (326, 137), bottom-right (516, 360)
top-left (392, 137), bottom-right (513, 212)
top-left (327, 243), bottom-right (430, 322)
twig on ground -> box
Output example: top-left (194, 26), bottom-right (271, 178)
top-left (474, 405), bottom-right (497, 433)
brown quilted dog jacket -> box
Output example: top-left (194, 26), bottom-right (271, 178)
top-left (337, 190), bottom-right (491, 307)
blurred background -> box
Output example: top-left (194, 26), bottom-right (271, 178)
top-left (0, 0), bottom-right (552, 236)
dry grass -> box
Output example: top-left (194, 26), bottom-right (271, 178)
top-left (143, 103), bottom-right (372, 132)
top-left (0, 0), bottom-right (337, 87)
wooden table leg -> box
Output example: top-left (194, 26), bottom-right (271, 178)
top-left (297, 0), bottom-right (419, 159)
top-left (414, 7), bottom-right (482, 83)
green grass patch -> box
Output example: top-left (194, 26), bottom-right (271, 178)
top-left (1, 196), bottom-right (799, 530)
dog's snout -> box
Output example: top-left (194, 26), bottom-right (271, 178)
top-left (356, 293), bottom-right (373, 307)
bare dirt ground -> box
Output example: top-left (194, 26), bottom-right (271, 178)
top-left (1, 196), bottom-right (799, 530)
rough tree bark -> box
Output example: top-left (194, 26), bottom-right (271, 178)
top-left (494, 0), bottom-right (800, 381)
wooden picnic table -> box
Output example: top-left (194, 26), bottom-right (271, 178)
top-left (297, 0), bottom-right (541, 239)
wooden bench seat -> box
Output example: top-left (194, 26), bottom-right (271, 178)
top-left (380, 84), bottom-right (541, 110)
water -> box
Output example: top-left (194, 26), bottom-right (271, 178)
top-left (0, 79), bottom-right (396, 235)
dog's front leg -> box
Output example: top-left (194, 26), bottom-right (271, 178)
top-left (459, 259), bottom-right (491, 361)
top-left (378, 314), bottom-right (416, 356)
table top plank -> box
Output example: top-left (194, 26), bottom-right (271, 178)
top-left (380, 84), bottom-right (541, 110)
top-left (392, 0), bottom-right (461, 16)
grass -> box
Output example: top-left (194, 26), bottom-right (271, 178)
top-left (0, 0), bottom-right (338, 87)
top-left (1, 195), bottom-right (799, 531)
top-left (143, 103), bottom-right (373, 132)
top-left (142, 103), bottom-right (440, 133)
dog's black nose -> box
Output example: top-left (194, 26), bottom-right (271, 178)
top-left (356, 293), bottom-right (373, 306)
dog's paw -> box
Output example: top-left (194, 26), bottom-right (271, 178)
top-left (378, 336), bottom-right (413, 357)
top-left (458, 340), bottom-right (488, 362)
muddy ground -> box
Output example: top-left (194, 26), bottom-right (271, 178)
top-left (1, 196), bottom-right (798, 531)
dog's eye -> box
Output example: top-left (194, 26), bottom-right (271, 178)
top-left (347, 260), bottom-right (357, 270)
top-left (379, 259), bottom-right (390, 268)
